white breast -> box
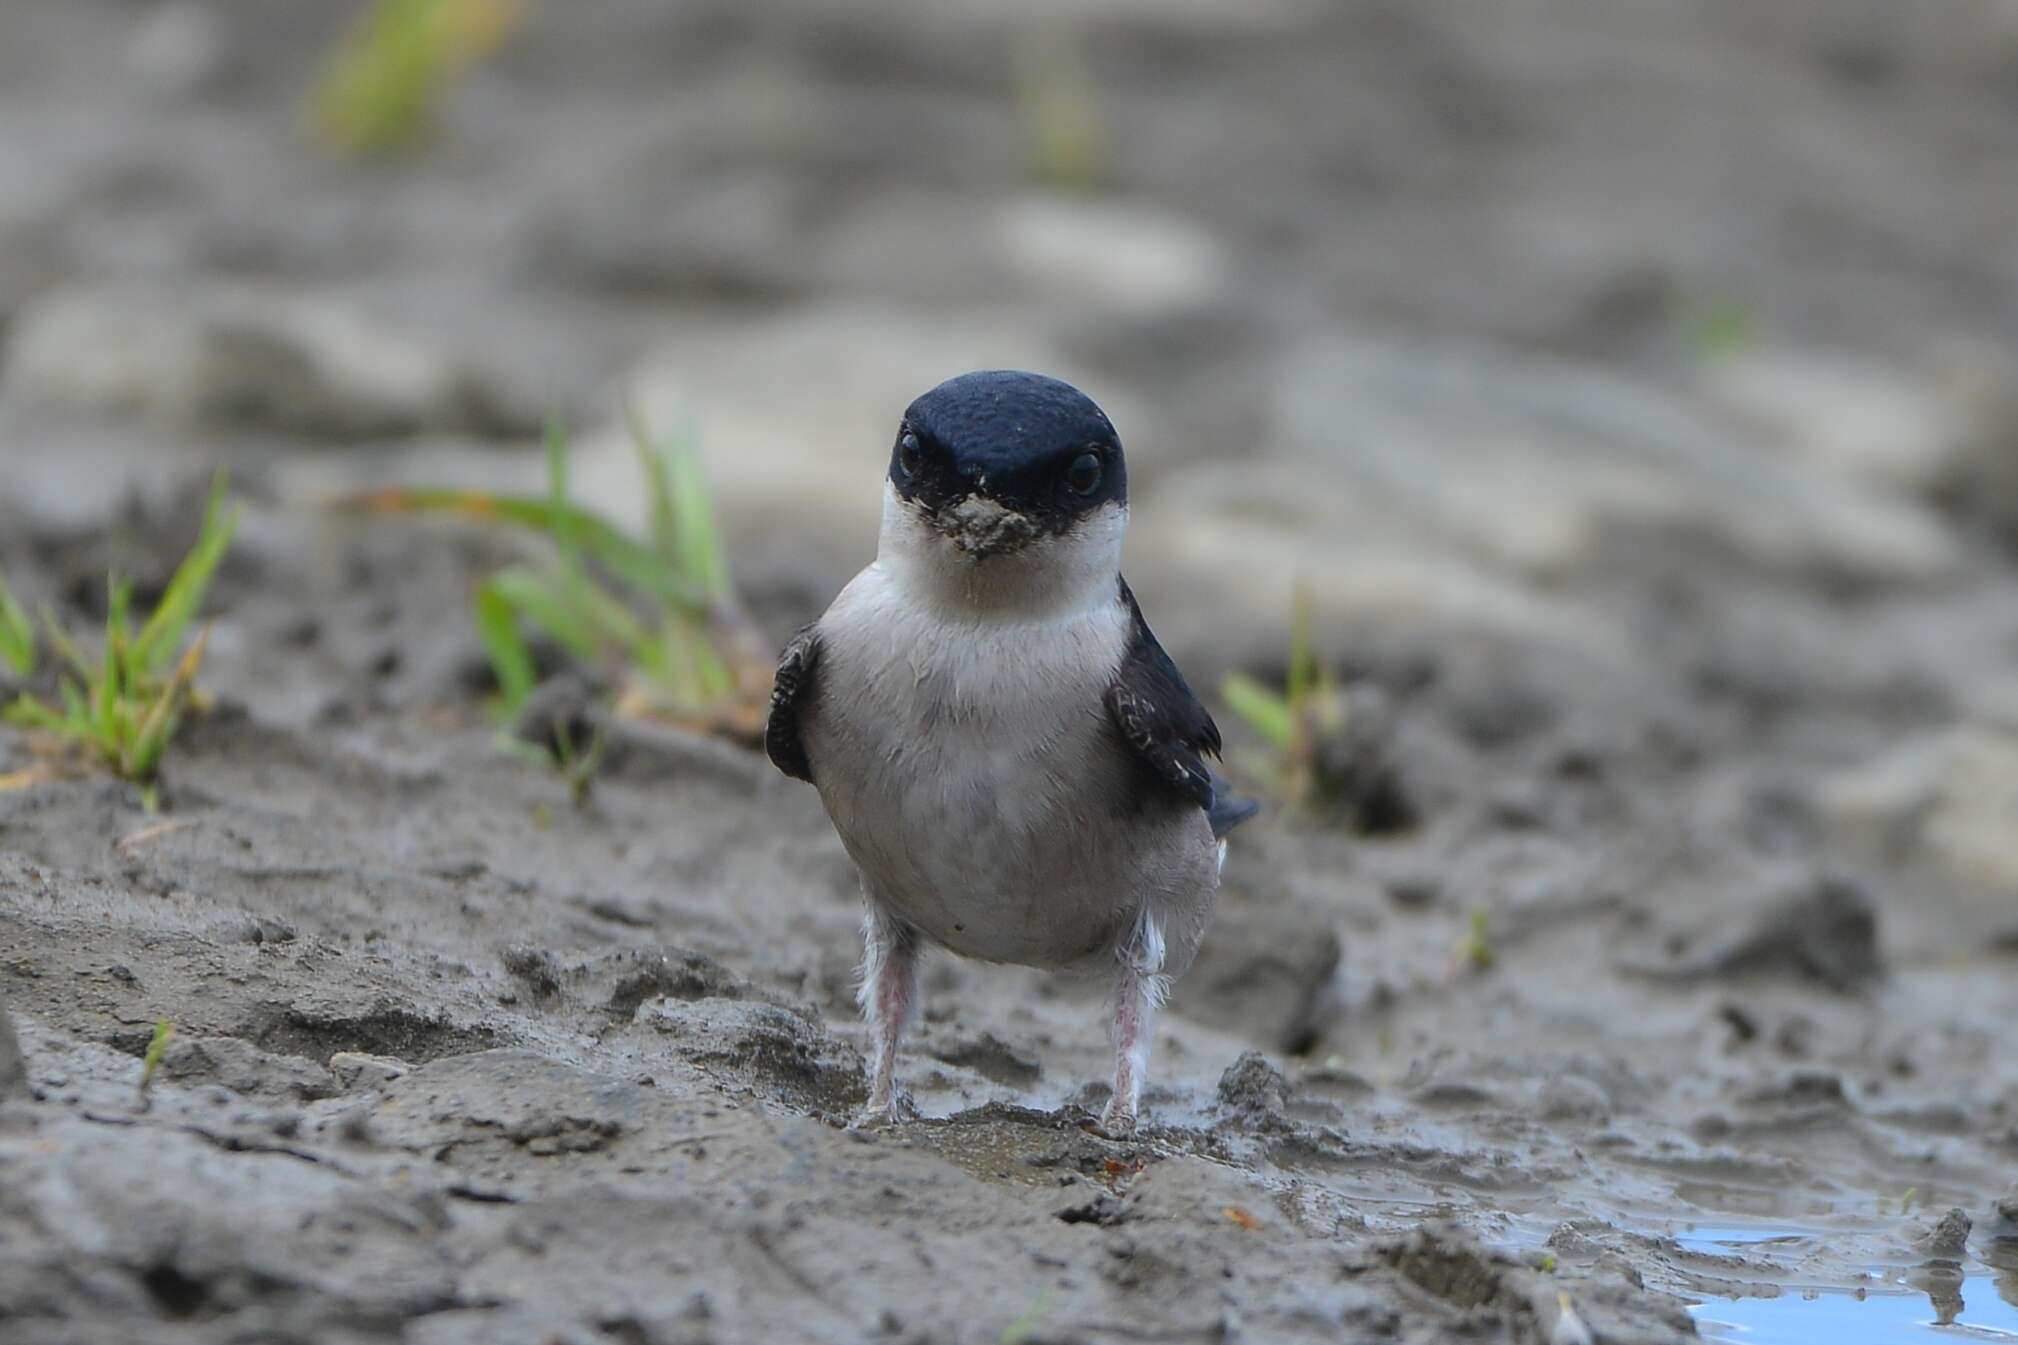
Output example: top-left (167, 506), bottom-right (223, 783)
top-left (805, 560), bottom-right (1212, 968)
top-left (799, 486), bottom-right (1219, 970)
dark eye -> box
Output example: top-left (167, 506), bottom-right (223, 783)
top-left (1066, 451), bottom-right (1103, 496)
top-left (896, 432), bottom-right (923, 478)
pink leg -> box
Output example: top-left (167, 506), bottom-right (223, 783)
top-left (1100, 912), bottom-right (1168, 1136)
top-left (857, 907), bottom-right (918, 1123)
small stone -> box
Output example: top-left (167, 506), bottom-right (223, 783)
top-left (1216, 1050), bottom-right (1290, 1116)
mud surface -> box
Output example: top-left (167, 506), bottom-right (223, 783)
top-left (5, 2), bottom-right (2018, 1342)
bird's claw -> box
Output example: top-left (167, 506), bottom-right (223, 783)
top-left (849, 1092), bottom-right (917, 1131)
top-left (1091, 1104), bottom-right (1138, 1140)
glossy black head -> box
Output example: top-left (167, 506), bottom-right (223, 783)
top-left (888, 370), bottom-right (1127, 557)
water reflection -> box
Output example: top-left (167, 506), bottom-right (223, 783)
top-left (1904, 1258), bottom-right (1964, 1326)
top-left (1689, 1230), bottom-right (2018, 1344)
top-left (1987, 1238), bottom-right (2018, 1312)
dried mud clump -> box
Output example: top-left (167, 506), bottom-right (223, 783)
top-left (1215, 1049), bottom-right (1291, 1120)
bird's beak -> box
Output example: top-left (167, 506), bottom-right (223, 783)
top-left (930, 494), bottom-right (1040, 559)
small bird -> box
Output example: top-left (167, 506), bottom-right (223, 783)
top-left (766, 369), bottom-right (1257, 1134)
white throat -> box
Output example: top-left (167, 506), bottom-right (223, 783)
top-left (875, 482), bottom-right (1126, 622)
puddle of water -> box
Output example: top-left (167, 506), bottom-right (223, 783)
top-left (1692, 1280), bottom-right (2018, 1344)
top-left (1683, 1225), bottom-right (2018, 1344)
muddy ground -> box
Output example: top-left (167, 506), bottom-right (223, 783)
top-left (4, 2), bottom-right (2018, 1342)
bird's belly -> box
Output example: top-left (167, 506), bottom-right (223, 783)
top-left (810, 716), bottom-right (1139, 968)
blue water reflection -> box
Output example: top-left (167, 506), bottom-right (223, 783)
top-left (1686, 1226), bottom-right (2018, 1344)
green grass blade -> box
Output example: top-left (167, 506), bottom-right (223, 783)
top-left (665, 438), bottom-right (730, 604)
top-left (2, 695), bottom-right (65, 730)
top-left (313, 0), bottom-right (518, 156)
top-left (133, 474), bottom-right (241, 673)
top-left (106, 575), bottom-right (132, 647)
top-left (39, 607), bottom-right (90, 680)
top-left (95, 582), bottom-right (124, 739)
top-left (473, 579), bottom-right (536, 715)
top-left (624, 399), bottom-right (682, 568)
top-left (626, 403), bottom-right (731, 605)
top-left (127, 628), bottom-right (209, 779)
top-left (680, 617), bottom-right (738, 700)
top-left (58, 678), bottom-right (90, 729)
top-left (1286, 580), bottom-right (1314, 712)
top-left (572, 581), bottom-right (658, 661)
top-left (545, 417), bottom-right (580, 561)
top-left (1221, 671), bottom-right (1295, 749)
top-left (487, 565), bottom-right (599, 664)
top-left (696, 639), bottom-right (736, 699)
top-left (0, 576), bottom-right (33, 675)
top-left (349, 487), bottom-right (707, 611)
top-left (139, 1018), bottom-right (174, 1092)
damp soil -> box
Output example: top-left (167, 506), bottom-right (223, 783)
top-left (5, 2), bottom-right (2018, 1343)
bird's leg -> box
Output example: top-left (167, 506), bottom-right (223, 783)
top-left (856, 906), bottom-right (919, 1124)
top-left (1100, 909), bottom-right (1169, 1137)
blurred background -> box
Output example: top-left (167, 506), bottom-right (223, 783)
top-left (8, 0), bottom-right (2018, 930)
top-left (7, 0), bottom-right (2018, 583)
top-left (4, 2), bottom-right (2018, 943)
top-left (5, 6), bottom-right (2018, 1338)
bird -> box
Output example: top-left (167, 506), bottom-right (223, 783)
top-left (765, 369), bottom-right (1257, 1135)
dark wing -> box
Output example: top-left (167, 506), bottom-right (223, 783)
top-left (1104, 579), bottom-right (1258, 838)
top-left (765, 623), bottom-right (822, 784)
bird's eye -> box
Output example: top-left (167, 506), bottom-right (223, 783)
top-left (1065, 451), bottom-right (1103, 496)
top-left (896, 432), bottom-right (923, 479)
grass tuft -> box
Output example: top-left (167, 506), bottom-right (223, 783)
top-left (0, 576), bottom-right (32, 677)
top-left (1219, 582), bottom-right (1348, 807)
top-left (312, 0), bottom-right (521, 156)
top-left (1457, 907), bottom-right (1495, 973)
top-left (2, 476), bottom-right (239, 807)
top-left (352, 411), bottom-right (770, 743)
top-left (139, 1018), bottom-right (175, 1099)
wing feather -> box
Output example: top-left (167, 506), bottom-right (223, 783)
top-left (1104, 580), bottom-right (1257, 837)
top-left (765, 623), bottom-right (822, 784)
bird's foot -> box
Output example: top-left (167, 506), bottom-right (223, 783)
top-left (849, 1090), bottom-right (917, 1131)
top-left (1091, 1100), bottom-right (1139, 1140)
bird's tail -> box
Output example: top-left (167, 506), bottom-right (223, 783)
top-left (1206, 769), bottom-right (1261, 840)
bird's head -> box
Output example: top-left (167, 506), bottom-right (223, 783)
top-left (879, 370), bottom-right (1128, 613)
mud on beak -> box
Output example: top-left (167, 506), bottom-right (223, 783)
top-left (930, 494), bottom-right (1042, 559)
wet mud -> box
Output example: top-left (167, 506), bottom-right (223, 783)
top-left (5, 2), bottom-right (2018, 1342)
